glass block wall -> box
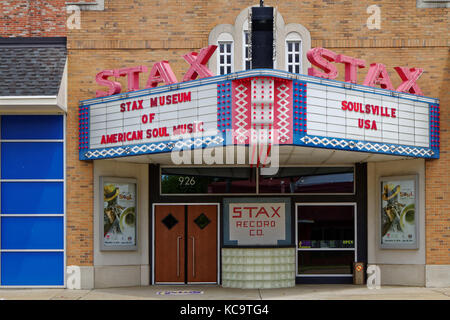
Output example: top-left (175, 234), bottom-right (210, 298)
top-left (222, 248), bottom-right (296, 288)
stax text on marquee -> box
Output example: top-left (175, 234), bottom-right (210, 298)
top-left (100, 92), bottom-right (204, 145)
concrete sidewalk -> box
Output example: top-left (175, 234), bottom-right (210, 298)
top-left (0, 285), bottom-right (449, 300)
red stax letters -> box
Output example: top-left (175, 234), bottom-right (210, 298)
top-left (307, 47), bottom-right (338, 79)
top-left (336, 54), bottom-right (366, 84)
top-left (394, 67), bottom-right (424, 96)
top-left (182, 45), bottom-right (217, 82)
top-left (145, 61), bottom-right (178, 88)
top-left (271, 206), bottom-right (281, 217)
top-left (114, 66), bottom-right (148, 92)
top-left (232, 206), bottom-right (281, 218)
top-left (95, 70), bottom-right (122, 97)
top-left (306, 47), bottom-right (425, 95)
top-left (363, 63), bottom-right (394, 90)
top-left (95, 45), bottom-right (217, 98)
top-left (255, 207), bottom-right (269, 218)
top-left (94, 45), bottom-right (426, 98)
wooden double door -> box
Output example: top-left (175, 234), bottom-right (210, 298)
top-left (154, 204), bottom-right (218, 284)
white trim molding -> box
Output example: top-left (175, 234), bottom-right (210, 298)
top-left (66, 0), bottom-right (105, 11)
top-left (56, 58), bottom-right (68, 112)
top-left (0, 96), bottom-right (64, 113)
top-left (0, 59), bottom-right (67, 114)
top-left (208, 24), bottom-right (234, 77)
top-left (208, 6), bottom-right (311, 75)
top-left (417, 0), bottom-right (450, 8)
top-left (283, 23), bottom-right (311, 74)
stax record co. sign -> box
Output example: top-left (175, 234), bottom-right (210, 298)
top-left (94, 45), bottom-right (426, 98)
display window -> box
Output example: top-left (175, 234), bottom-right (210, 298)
top-left (160, 166), bottom-right (354, 195)
top-left (296, 204), bottom-right (356, 276)
top-left (259, 167), bottom-right (354, 194)
top-left (160, 167), bottom-right (257, 194)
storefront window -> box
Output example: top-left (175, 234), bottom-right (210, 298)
top-left (160, 167), bottom-right (257, 194)
top-left (297, 204), bottom-right (355, 275)
top-left (297, 205), bottom-right (355, 248)
top-left (259, 167), bottom-right (354, 194)
top-left (297, 251), bottom-right (354, 275)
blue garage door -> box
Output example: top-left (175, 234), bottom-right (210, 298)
top-left (0, 115), bottom-right (64, 286)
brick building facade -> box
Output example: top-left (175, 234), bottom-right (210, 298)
top-left (0, 0), bottom-right (67, 37)
top-left (0, 0), bottom-right (448, 288)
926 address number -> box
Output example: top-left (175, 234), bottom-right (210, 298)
top-left (179, 176), bottom-right (196, 186)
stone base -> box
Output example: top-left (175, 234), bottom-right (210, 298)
top-left (426, 265), bottom-right (450, 288)
top-left (222, 248), bottom-right (296, 289)
top-left (369, 264), bottom-right (450, 287)
top-left (66, 265), bottom-right (95, 289)
top-left (66, 265), bottom-right (150, 289)
top-left (377, 264), bottom-right (425, 286)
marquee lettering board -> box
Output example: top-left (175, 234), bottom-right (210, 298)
top-left (79, 70), bottom-right (440, 161)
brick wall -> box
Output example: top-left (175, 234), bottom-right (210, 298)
top-left (0, 0), bottom-right (67, 37)
top-left (64, 0), bottom-right (448, 266)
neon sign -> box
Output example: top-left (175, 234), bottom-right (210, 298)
top-left (307, 47), bottom-right (424, 95)
top-left (94, 45), bottom-right (425, 98)
top-left (95, 45), bottom-right (217, 97)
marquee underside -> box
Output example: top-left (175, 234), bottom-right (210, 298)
top-left (107, 145), bottom-right (413, 165)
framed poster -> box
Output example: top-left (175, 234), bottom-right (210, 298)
top-left (100, 177), bottom-right (138, 251)
top-left (380, 175), bottom-right (419, 249)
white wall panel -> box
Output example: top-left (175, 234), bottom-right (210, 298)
top-left (106, 119), bottom-right (123, 129)
top-left (308, 105), bottom-right (326, 115)
top-left (306, 88), bottom-right (324, 98)
top-left (308, 113), bottom-right (326, 123)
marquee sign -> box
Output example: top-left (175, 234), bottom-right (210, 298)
top-left (306, 82), bottom-right (432, 150)
top-left (79, 70), bottom-right (439, 161)
top-left (87, 86), bottom-right (217, 151)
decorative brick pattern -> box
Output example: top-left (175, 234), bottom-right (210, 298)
top-left (0, 0), bottom-right (66, 37)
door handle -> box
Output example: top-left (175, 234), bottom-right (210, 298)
top-left (177, 236), bottom-right (182, 277)
top-left (191, 236), bottom-right (195, 278)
